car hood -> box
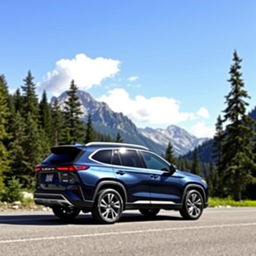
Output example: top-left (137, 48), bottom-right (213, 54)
top-left (173, 169), bottom-right (202, 180)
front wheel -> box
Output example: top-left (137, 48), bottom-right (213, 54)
top-left (52, 206), bottom-right (80, 221)
top-left (179, 190), bottom-right (204, 220)
top-left (139, 209), bottom-right (160, 218)
top-left (92, 189), bottom-right (124, 224)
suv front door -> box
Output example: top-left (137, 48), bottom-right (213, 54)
top-left (140, 151), bottom-right (182, 205)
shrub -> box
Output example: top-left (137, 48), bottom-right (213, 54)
top-left (1, 177), bottom-right (22, 202)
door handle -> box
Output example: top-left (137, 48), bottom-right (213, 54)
top-left (150, 174), bottom-right (159, 179)
top-left (116, 170), bottom-right (125, 175)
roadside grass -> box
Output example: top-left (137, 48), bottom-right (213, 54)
top-left (209, 197), bottom-right (256, 207)
top-left (2, 193), bottom-right (256, 210)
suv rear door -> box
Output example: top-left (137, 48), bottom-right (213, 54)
top-left (112, 148), bottom-right (152, 204)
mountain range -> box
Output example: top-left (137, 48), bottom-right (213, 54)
top-left (52, 90), bottom-right (208, 155)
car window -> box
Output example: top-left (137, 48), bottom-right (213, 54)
top-left (92, 150), bottom-right (112, 164)
top-left (112, 150), bottom-right (122, 166)
top-left (119, 149), bottom-right (143, 168)
top-left (141, 151), bottom-right (170, 171)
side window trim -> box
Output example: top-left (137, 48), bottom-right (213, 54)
top-left (89, 147), bottom-right (155, 171)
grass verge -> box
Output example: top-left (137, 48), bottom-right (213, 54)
top-left (209, 197), bottom-right (256, 207)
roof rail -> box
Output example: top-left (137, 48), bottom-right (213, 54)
top-left (85, 142), bottom-right (149, 150)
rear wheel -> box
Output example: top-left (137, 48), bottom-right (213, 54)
top-left (92, 189), bottom-right (124, 224)
top-left (52, 206), bottom-right (80, 221)
top-left (139, 208), bottom-right (160, 218)
top-left (179, 190), bottom-right (204, 220)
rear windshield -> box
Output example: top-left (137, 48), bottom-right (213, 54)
top-left (43, 147), bottom-right (82, 164)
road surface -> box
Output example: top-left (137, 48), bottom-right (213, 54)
top-left (0, 207), bottom-right (256, 256)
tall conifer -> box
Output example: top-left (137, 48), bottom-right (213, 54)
top-left (84, 114), bottom-right (96, 143)
top-left (51, 98), bottom-right (64, 146)
top-left (21, 71), bottom-right (39, 119)
top-left (165, 142), bottom-right (176, 164)
top-left (39, 91), bottom-right (52, 143)
top-left (0, 76), bottom-right (10, 191)
top-left (23, 113), bottom-right (44, 187)
top-left (212, 115), bottom-right (225, 195)
top-left (222, 51), bottom-right (255, 200)
top-left (8, 112), bottom-right (27, 182)
top-left (191, 149), bottom-right (200, 175)
top-left (63, 80), bottom-right (84, 144)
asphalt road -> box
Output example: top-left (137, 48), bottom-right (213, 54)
top-left (0, 207), bottom-right (256, 256)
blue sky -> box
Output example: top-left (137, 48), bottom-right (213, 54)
top-left (1, 0), bottom-right (256, 137)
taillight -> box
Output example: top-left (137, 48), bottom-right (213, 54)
top-left (35, 166), bottom-right (42, 172)
top-left (55, 166), bottom-right (76, 171)
top-left (55, 165), bottom-right (89, 172)
top-left (75, 165), bottom-right (90, 171)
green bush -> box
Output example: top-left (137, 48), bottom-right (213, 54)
top-left (1, 177), bottom-right (22, 202)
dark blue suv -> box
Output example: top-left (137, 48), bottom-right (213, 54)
top-left (34, 142), bottom-right (208, 224)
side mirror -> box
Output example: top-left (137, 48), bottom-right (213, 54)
top-left (169, 165), bottom-right (176, 174)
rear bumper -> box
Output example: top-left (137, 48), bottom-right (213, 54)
top-left (34, 192), bottom-right (93, 209)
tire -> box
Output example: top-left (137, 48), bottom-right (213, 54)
top-left (52, 206), bottom-right (80, 221)
top-left (139, 209), bottom-right (160, 218)
top-left (179, 190), bottom-right (204, 220)
top-left (92, 189), bottom-right (124, 224)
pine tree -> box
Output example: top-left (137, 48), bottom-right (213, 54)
top-left (221, 51), bottom-right (256, 201)
top-left (63, 80), bottom-right (84, 144)
top-left (0, 75), bottom-right (14, 130)
top-left (84, 114), bottom-right (96, 143)
top-left (51, 98), bottom-right (64, 146)
top-left (21, 71), bottom-right (39, 119)
top-left (207, 163), bottom-right (219, 197)
top-left (176, 157), bottom-right (185, 171)
top-left (39, 91), bottom-right (52, 140)
top-left (13, 89), bottom-right (23, 112)
top-left (191, 149), bottom-right (201, 175)
top-left (212, 115), bottom-right (225, 195)
top-left (0, 76), bottom-right (10, 192)
top-left (22, 112), bottom-right (44, 187)
top-left (8, 112), bottom-right (27, 181)
top-left (115, 132), bottom-right (123, 143)
top-left (165, 142), bottom-right (176, 164)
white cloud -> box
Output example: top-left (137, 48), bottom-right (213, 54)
top-left (197, 107), bottom-right (210, 119)
top-left (97, 88), bottom-right (210, 126)
top-left (39, 53), bottom-right (121, 96)
top-left (128, 76), bottom-right (139, 82)
top-left (189, 121), bottom-right (215, 138)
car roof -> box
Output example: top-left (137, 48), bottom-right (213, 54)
top-left (52, 142), bottom-right (149, 151)
top-left (85, 142), bottom-right (149, 150)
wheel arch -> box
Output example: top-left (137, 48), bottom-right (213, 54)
top-left (92, 180), bottom-right (128, 207)
top-left (182, 184), bottom-right (207, 207)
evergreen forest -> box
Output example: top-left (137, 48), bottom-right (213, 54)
top-left (1, 51), bottom-right (256, 201)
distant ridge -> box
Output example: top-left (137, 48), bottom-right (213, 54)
top-left (52, 90), bottom-right (208, 155)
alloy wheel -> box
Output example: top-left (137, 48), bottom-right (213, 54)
top-left (99, 192), bottom-right (121, 221)
top-left (186, 192), bottom-right (203, 218)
